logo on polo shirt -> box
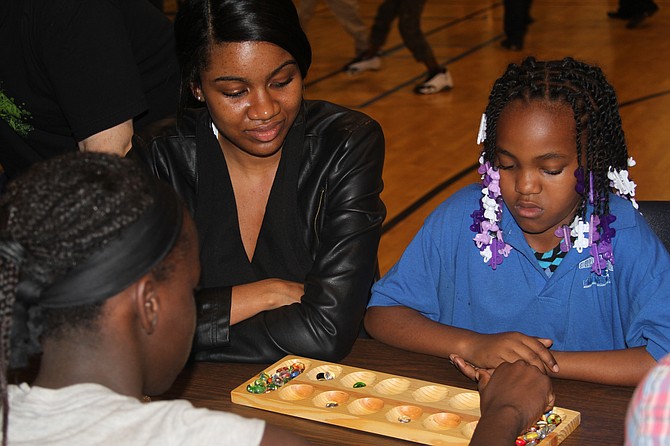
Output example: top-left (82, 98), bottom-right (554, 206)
top-left (579, 257), bottom-right (613, 288)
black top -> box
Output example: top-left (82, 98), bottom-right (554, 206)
top-left (196, 120), bottom-right (313, 289)
top-left (0, 0), bottom-right (180, 178)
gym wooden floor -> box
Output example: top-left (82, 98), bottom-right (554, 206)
top-left (171, 0), bottom-right (670, 274)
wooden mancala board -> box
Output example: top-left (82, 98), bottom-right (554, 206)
top-left (231, 355), bottom-right (581, 445)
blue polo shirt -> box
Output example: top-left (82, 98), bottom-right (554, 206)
top-left (370, 184), bottom-right (670, 360)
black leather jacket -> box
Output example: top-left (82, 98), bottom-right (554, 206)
top-left (130, 100), bottom-right (385, 363)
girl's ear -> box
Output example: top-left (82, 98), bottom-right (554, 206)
top-left (190, 83), bottom-right (205, 103)
top-left (135, 276), bottom-right (159, 335)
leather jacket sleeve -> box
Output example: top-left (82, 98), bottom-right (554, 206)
top-left (128, 115), bottom-right (235, 350)
top-left (196, 107), bottom-right (386, 363)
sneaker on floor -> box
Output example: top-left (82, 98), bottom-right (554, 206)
top-left (607, 8), bottom-right (634, 19)
top-left (626, 3), bottom-right (659, 28)
top-left (414, 70), bottom-right (453, 95)
top-left (343, 55), bottom-right (381, 74)
top-left (501, 39), bottom-right (523, 51)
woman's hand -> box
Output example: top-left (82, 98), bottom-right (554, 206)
top-left (230, 279), bottom-right (303, 324)
top-left (464, 332), bottom-right (559, 375)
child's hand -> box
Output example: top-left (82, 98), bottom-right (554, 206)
top-left (450, 354), bottom-right (493, 381)
top-left (477, 360), bottom-right (555, 429)
top-left (450, 355), bottom-right (555, 419)
top-left (466, 332), bottom-right (559, 375)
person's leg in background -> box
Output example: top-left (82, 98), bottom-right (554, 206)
top-left (367, 0), bottom-right (400, 55)
top-left (343, 0), bottom-right (451, 93)
top-left (396, 0), bottom-right (453, 94)
top-left (626, 0), bottom-right (659, 28)
top-left (325, 0), bottom-right (369, 56)
top-left (608, 0), bottom-right (636, 19)
top-left (343, 0), bottom-right (399, 72)
top-left (501, 0), bottom-right (532, 50)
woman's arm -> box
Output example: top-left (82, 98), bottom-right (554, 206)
top-left (229, 279), bottom-right (303, 325)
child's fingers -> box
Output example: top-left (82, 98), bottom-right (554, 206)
top-left (502, 341), bottom-right (556, 375)
top-left (449, 354), bottom-right (478, 381)
top-left (517, 354), bottom-right (551, 376)
top-left (545, 389), bottom-right (556, 413)
top-left (475, 367), bottom-right (493, 388)
top-left (532, 338), bottom-right (559, 373)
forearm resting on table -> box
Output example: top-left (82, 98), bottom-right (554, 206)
top-left (230, 279), bottom-right (303, 325)
top-left (550, 347), bottom-right (656, 386)
top-left (77, 119), bottom-right (133, 156)
top-left (364, 306), bottom-right (471, 358)
top-left (364, 307), bottom-right (656, 385)
top-left (469, 405), bottom-right (528, 446)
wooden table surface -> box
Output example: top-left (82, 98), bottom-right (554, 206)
top-left (161, 338), bottom-right (635, 445)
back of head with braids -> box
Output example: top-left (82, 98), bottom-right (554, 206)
top-left (471, 57), bottom-right (636, 272)
top-left (0, 152), bottom-right (179, 444)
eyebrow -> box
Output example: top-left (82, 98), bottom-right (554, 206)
top-left (496, 147), bottom-right (570, 161)
top-left (213, 60), bottom-right (298, 83)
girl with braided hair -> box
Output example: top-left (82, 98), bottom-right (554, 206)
top-left (366, 57), bottom-right (670, 387)
top-left (0, 152), bottom-right (303, 445)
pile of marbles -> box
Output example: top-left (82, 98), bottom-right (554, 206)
top-left (515, 410), bottom-right (563, 445)
top-left (246, 362), bottom-right (306, 394)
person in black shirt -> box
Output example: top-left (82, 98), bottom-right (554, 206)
top-left (0, 0), bottom-right (180, 179)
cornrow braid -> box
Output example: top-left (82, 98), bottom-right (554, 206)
top-left (472, 57), bottom-right (633, 272)
top-left (0, 152), bottom-right (155, 444)
top-left (482, 56), bottom-right (629, 219)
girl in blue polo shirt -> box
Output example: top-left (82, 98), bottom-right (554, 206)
top-left (366, 57), bottom-right (670, 386)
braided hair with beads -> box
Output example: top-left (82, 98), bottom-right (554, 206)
top-left (471, 57), bottom-right (636, 273)
top-left (0, 152), bottom-right (185, 445)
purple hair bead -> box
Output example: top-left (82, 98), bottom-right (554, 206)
top-left (574, 167), bottom-right (585, 195)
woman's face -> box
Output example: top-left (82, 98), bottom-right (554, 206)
top-left (495, 99), bottom-right (582, 253)
top-left (193, 41), bottom-right (304, 159)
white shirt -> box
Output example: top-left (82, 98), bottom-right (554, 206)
top-left (5, 383), bottom-right (265, 445)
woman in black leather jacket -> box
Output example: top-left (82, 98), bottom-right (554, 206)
top-left (131, 0), bottom-right (386, 363)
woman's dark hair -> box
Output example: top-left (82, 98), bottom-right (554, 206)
top-left (0, 152), bottom-right (187, 444)
top-left (174, 0), bottom-right (312, 114)
top-left (482, 56), bottom-right (629, 220)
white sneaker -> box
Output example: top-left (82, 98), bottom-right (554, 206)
top-left (414, 70), bottom-right (454, 94)
top-left (344, 56), bottom-right (381, 75)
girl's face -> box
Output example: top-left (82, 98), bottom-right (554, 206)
top-left (495, 99), bottom-right (582, 253)
top-left (193, 41), bottom-right (304, 159)
top-left (147, 214), bottom-right (200, 395)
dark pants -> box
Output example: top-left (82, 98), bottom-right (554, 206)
top-left (147, 0), bottom-right (163, 11)
top-left (369, 0), bottom-right (435, 63)
top-left (615, 0), bottom-right (658, 15)
top-left (503, 0), bottom-right (532, 45)
top-left (0, 171), bottom-right (7, 195)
